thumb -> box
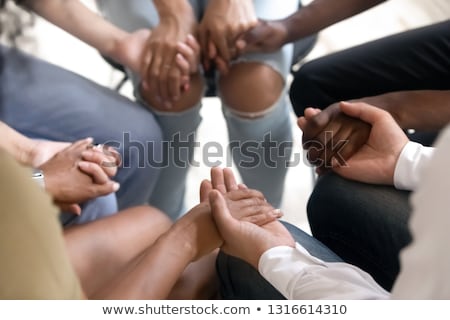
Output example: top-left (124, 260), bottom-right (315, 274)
top-left (339, 101), bottom-right (385, 126)
top-left (56, 202), bottom-right (81, 216)
top-left (199, 179), bottom-right (213, 202)
top-left (209, 190), bottom-right (237, 234)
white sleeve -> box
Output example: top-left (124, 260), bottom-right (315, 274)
top-left (393, 141), bottom-right (435, 191)
top-left (392, 127), bottom-right (450, 299)
top-left (258, 243), bottom-right (389, 300)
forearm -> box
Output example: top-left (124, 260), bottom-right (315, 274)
top-left (153, 0), bottom-right (195, 26)
top-left (104, 228), bottom-right (195, 299)
top-left (27, 0), bottom-right (128, 65)
top-left (281, 0), bottom-right (386, 43)
top-left (0, 121), bottom-right (35, 166)
top-left (362, 90), bottom-right (450, 131)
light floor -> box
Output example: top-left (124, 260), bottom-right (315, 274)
top-left (20, 0), bottom-right (449, 232)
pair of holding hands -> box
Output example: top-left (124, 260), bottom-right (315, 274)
top-left (176, 167), bottom-right (294, 269)
top-left (29, 138), bottom-right (121, 215)
top-left (117, 0), bottom-right (263, 110)
top-left (298, 101), bottom-right (409, 185)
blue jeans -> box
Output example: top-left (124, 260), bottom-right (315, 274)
top-left (0, 46), bottom-right (163, 221)
top-left (96, 0), bottom-right (299, 219)
top-left (216, 221), bottom-right (342, 299)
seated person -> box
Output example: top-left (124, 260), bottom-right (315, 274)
top-left (235, 0), bottom-right (450, 290)
top-left (0, 0), bottom-right (192, 215)
top-left (0, 157), bottom-right (284, 299)
top-left (0, 120), bottom-right (120, 224)
top-left (215, 102), bottom-right (449, 299)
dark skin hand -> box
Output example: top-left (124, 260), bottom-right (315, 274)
top-left (299, 102), bottom-right (371, 173)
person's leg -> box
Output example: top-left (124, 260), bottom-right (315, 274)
top-left (66, 204), bottom-right (219, 299)
top-left (219, 0), bottom-right (299, 208)
top-left (216, 221), bottom-right (342, 299)
top-left (307, 173), bottom-right (412, 291)
top-left (64, 205), bottom-right (172, 297)
top-left (0, 45), bottom-right (163, 212)
top-left (290, 20), bottom-right (450, 115)
top-left (96, 0), bottom-right (205, 219)
top-left (60, 194), bottom-right (118, 226)
top-left (0, 152), bottom-right (82, 299)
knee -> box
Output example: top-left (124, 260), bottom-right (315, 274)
top-left (219, 62), bottom-right (285, 116)
top-left (139, 74), bottom-right (204, 113)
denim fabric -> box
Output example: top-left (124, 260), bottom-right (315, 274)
top-left (0, 46), bottom-right (163, 217)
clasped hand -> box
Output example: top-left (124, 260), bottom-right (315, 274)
top-left (31, 138), bottom-right (121, 215)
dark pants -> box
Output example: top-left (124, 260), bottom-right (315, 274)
top-left (289, 20), bottom-right (450, 291)
top-left (216, 221), bottom-right (343, 299)
top-left (308, 173), bottom-right (412, 291)
top-left (290, 20), bottom-right (450, 115)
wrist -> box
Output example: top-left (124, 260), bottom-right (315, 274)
top-left (155, 0), bottom-right (194, 21)
top-left (18, 139), bottom-right (37, 167)
top-left (159, 227), bottom-right (197, 262)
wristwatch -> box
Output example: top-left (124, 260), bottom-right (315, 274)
top-left (31, 168), bottom-right (45, 188)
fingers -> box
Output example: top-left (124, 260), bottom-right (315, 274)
top-left (209, 190), bottom-right (236, 232)
top-left (241, 208), bottom-right (283, 226)
top-left (167, 67), bottom-right (181, 104)
top-left (339, 101), bottom-right (390, 125)
top-left (225, 188), bottom-right (265, 201)
top-left (56, 202), bottom-right (81, 216)
top-left (88, 180), bottom-right (120, 198)
top-left (210, 167), bottom-right (226, 194)
top-left (214, 56), bottom-right (230, 75)
top-left (68, 137), bottom-right (94, 152)
top-left (78, 161), bottom-right (110, 185)
top-left (81, 148), bottom-right (119, 177)
top-left (223, 168), bottom-right (238, 191)
top-left (200, 179), bottom-right (213, 202)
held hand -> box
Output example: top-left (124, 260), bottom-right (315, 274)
top-left (326, 102), bottom-right (409, 185)
top-left (298, 102), bottom-right (371, 173)
top-left (237, 19), bottom-right (289, 54)
top-left (39, 138), bottom-right (120, 214)
top-left (140, 11), bottom-right (197, 109)
top-left (113, 29), bottom-right (152, 74)
top-left (172, 168), bottom-right (282, 262)
top-left (198, 0), bottom-right (257, 72)
top-left (210, 190), bottom-right (295, 270)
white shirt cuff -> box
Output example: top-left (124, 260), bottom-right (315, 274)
top-left (394, 141), bottom-right (435, 191)
top-left (258, 243), bottom-right (326, 298)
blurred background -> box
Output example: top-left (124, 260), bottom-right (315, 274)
top-left (11, 0), bottom-right (450, 232)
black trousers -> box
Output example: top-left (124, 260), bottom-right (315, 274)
top-left (289, 20), bottom-right (450, 291)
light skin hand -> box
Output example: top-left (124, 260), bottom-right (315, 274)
top-left (298, 102), bottom-right (371, 173)
top-left (326, 101), bottom-right (409, 185)
top-left (30, 138), bottom-right (120, 179)
top-left (140, 8), bottom-right (197, 108)
top-left (198, 0), bottom-right (258, 73)
top-left (172, 168), bottom-right (282, 262)
top-left (210, 190), bottom-right (295, 270)
top-left (39, 138), bottom-right (120, 215)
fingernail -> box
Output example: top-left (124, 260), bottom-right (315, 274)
top-left (85, 137), bottom-right (94, 143)
top-left (78, 161), bottom-right (89, 169)
top-left (164, 101), bottom-right (173, 109)
top-left (273, 209), bottom-right (283, 217)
